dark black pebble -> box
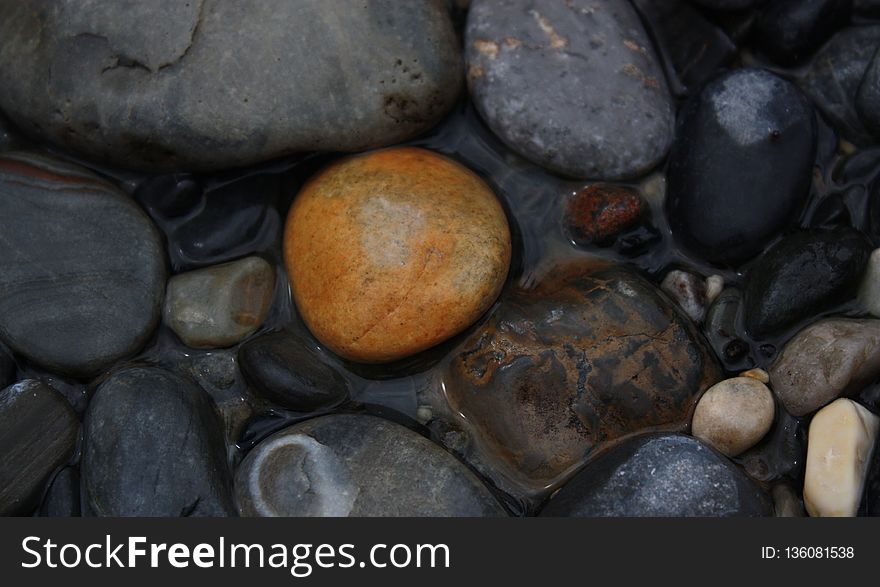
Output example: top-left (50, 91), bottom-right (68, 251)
top-left (239, 330), bottom-right (350, 411)
top-left (754, 0), bottom-right (852, 66)
top-left (743, 228), bottom-right (872, 338)
top-left (667, 68), bottom-right (817, 266)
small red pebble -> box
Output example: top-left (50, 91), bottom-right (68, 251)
top-left (566, 183), bottom-right (646, 245)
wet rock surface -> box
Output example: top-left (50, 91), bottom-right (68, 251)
top-left (754, 0), bottom-right (852, 66)
top-left (239, 330), bottom-right (350, 412)
top-left (0, 380), bottom-right (78, 516)
top-left (769, 318), bottom-right (880, 417)
top-left (667, 68), bottom-right (817, 266)
top-left (743, 228), bottom-right (872, 338)
top-left (445, 264), bottom-right (720, 496)
top-left (465, 0), bottom-right (674, 180)
top-left (0, 1), bottom-right (463, 171)
top-left (284, 147), bottom-right (511, 364)
top-left (165, 256), bottom-right (275, 348)
top-left (539, 434), bottom-right (772, 517)
top-left (235, 414), bottom-right (507, 517)
top-left (83, 367), bottom-right (235, 516)
top-left (0, 152), bottom-right (166, 377)
top-left (799, 25), bottom-right (880, 146)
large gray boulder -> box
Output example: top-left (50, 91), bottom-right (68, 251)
top-left (0, 0), bottom-right (462, 171)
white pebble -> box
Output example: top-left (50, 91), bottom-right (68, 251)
top-left (705, 275), bottom-right (724, 305)
top-left (803, 398), bottom-right (879, 517)
top-left (691, 376), bottom-right (775, 457)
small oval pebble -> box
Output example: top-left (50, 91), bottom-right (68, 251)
top-left (165, 256), bottom-right (275, 349)
top-left (691, 376), bottom-right (775, 457)
top-left (803, 398), bottom-right (879, 517)
top-left (566, 184), bottom-right (647, 245)
top-left (284, 147), bottom-right (511, 364)
top-left (660, 269), bottom-right (708, 322)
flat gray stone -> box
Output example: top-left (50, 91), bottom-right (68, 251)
top-left (465, 0), bottom-right (674, 180)
top-left (0, 0), bottom-right (462, 171)
top-left (235, 414), bottom-right (507, 517)
top-left (0, 152), bottom-right (166, 377)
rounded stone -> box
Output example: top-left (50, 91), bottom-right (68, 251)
top-left (464, 0), bottom-right (674, 180)
top-left (444, 263), bottom-right (720, 496)
top-left (666, 68), bottom-right (817, 266)
top-left (83, 367), bottom-right (235, 517)
top-left (164, 256), bottom-right (276, 349)
top-left (691, 377), bottom-right (776, 457)
top-left (566, 184), bottom-right (647, 246)
top-left (0, 152), bottom-right (166, 377)
top-left (0, 1), bottom-right (462, 171)
top-left (234, 414), bottom-right (507, 517)
top-left (284, 147), bottom-right (511, 364)
top-left (539, 433), bottom-right (772, 517)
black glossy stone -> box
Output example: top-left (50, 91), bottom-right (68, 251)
top-left (735, 408), bottom-right (807, 483)
top-left (169, 174), bottom-right (280, 271)
top-left (0, 344), bottom-right (14, 389)
top-left (82, 367), bottom-right (235, 517)
top-left (754, 0), bottom-right (852, 66)
top-left (239, 330), bottom-right (350, 411)
top-left (667, 68), bottom-right (817, 266)
top-left (133, 173), bottom-right (203, 219)
top-left (799, 26), bottom-right (880, 146)
top-left (743, 228), bottom-right (872, 338)
top-left (0, 380), bottom-right (78, 516)
top-left (39, 467), bottom-right (81, 517)
top-left (539, 433), bottom-right (772, 517)
top-left (632, 0), bottom-right (737, 94)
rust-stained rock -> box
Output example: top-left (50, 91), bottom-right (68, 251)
top-left (444, 264), bottom-right (721, 495)
top-left (284, 147), bottom-right (511, 364)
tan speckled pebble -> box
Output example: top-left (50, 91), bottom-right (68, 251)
top-left (691, 376), bottom-right (775, 457)
top-left (283, 147), bottom-right (511, 364)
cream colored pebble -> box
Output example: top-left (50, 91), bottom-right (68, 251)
top-left (803, 398), bottom-right (879, 517)
top-left (705, 275), bottom-right (724, 305)
top-left (691, 376), bottom-right (775, 457)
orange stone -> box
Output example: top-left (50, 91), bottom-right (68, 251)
top-left (283, 147), bottom-right (512, 364)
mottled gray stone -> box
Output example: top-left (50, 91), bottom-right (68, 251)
top-left (0, 0), bottom-right (462, 171)
top-left (465, 0), bottom-right (674, 180)
top-left (0, 380), bottom-right (78, 516)
top-left (235, 414), bottom-right (507, 517)
top-left (0, 152), bottom-right (166, 377)
top-left (539, 433), bottom-right (772, 517)
top-left (769, 318), bottom-right (880, 416)
top-left (799, 26), bottom-right (880, 146)
top-left (83, 367), bottom-right (235, 516)
top-left (165, 256), bottom-right (275, 349)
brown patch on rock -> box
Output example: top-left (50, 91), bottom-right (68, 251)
top-left (473, 39), bottom-right (499, 59)
top-left (566, 183), bottom-right (646, 245)
top-left (284, 147), bottom-right (511, 364)
top-left (444, 265), bottom-right (721, 495)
